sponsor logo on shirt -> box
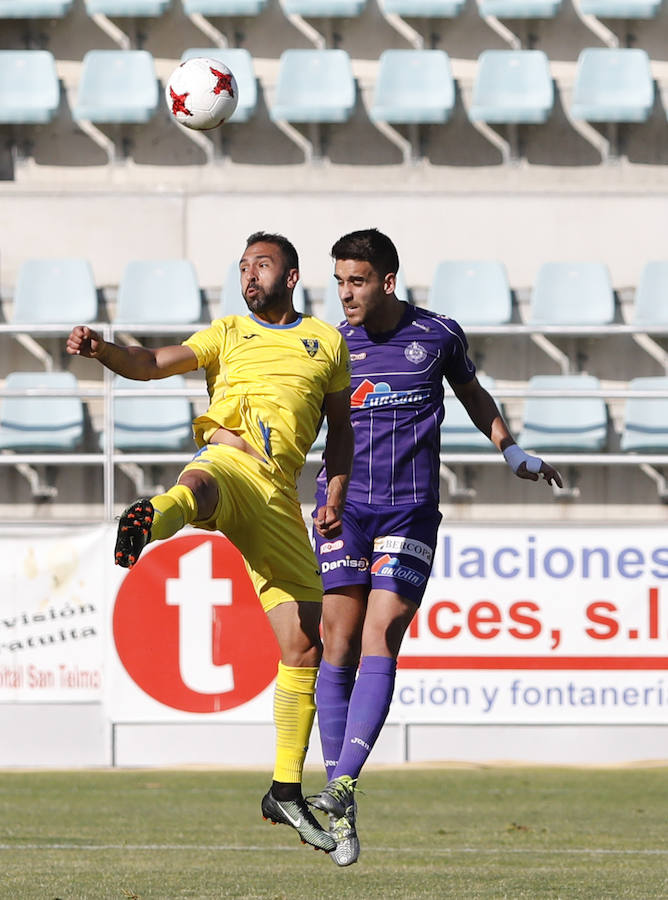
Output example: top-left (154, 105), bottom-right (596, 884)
top-left (320, 539), bottom-right (344, 554)
top-left (411, 320), bottom-right (431, 332)
top-left (321, 556), bottom-right (369, 573)
top-left (350, 378), bottom-right (430, 409)
top-left (350, 352), bottom-right (367, 361)
top-left (404, 341), bottom-right (427, 364)
top-left (371, 554), bottom-right (426, 586)
top-left (373, 535), bottom-right (433, 564)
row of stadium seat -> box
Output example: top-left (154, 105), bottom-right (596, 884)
top-left (4, 257), bottom-right (668, 329)
top-left (0, 0), bottom-right (662, 21)
top-left (1, 371), bottom-right (667, 455)
top-left (0, 47), bottom-right (660, 130)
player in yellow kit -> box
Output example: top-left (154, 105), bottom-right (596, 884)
top-left (66, 232), bottom-right (353, 853)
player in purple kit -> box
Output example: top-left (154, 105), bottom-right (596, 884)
top-left (308, 229), bottom-right (563, 865)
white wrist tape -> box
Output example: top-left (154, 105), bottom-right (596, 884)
top-left (503, 445), bottom-right (543, 474)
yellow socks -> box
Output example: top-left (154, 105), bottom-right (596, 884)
top-left (149, 484), bottom-right (199, 542)
top-left (272, 662), bottom-right (318, 784)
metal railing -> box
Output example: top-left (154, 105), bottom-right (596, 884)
top-left (1, 323), bottom-right (668, 516)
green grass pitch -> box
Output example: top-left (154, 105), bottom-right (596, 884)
top-left (1, 766), bottom-right (666, 899)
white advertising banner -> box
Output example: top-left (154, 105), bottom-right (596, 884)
top-left (392, 527), bottom-right (668, 725)
top-left (1, 525), bottom-right (666, 724)
top-left (0, 525), bottom-right (107, 702)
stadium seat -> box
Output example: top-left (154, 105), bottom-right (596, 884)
top-left (0, 0), bottom-right (73, 15)
top-left (381, 0), bottom-right (465, 15)
top-left (310, 418), bottom-right (328, 455)
top-left (282, 0), bottom-right (366, 16)
top-left (579, 0), bottom-right (660, 16)
top-left (115, 260), bottom-right (201, 325)
top-left (12, 259), bottom-right (98, 325)
top-left (180, 49), bottom-right (257, 123)
top-left (182, 0), bottom-right (267, 14)
top-left (620, 377), bottom-right (668, 452)
top-left (478, 0), bottom-right (561, 16)
top-left (469, 50), bottom-right (554, 125)
top-left (633, 261), bottom-right (668, 326)
top-left (104, 374), bottom-right (193, 451)
top-left (0, 50), bottom-right (60, 124)
top-left (570, 48), bottom-right (654, 123)
top-left (529, 262), bottom-right (615, 326)
top-left (370, 50), bottom-right (455, 125)
top-left (84, 0), bottom-right (170, 13)
top-left (72, 50), bottom-right (159, 123)
top-left (518, 375), bottom-right (608, 452)
top-left (427, 261), bottom-right (512, 325)
top-left (0, 371), bottom-right (84, 451)
top-left (270, 50), bottom-right (355, 123)
top-left (441, 375), bottom-right (498, 453)
top-left (321, 267), bottom-right (409, 325)
top-left (220, 262), bottom-right (306, 316)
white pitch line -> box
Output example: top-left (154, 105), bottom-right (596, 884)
top-left (0, 844), bottom-right (666, 855)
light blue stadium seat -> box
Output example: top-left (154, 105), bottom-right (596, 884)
top-left (518, 375), bottom-right (608, 452)
top-left (428, 261), bottom-right (512, 325)
top-left (104, 374), bottom-right (193, 451)
top-left (529, 262), bottom-right (615, 325)
top-left (180, 49), bottom-right (257, 123)
top-left (183, 0), bottom-right (266, 14)
top-left (382, 0), bottom-right (465, 15)
top-left (0, 371), bottom-right (84, 451)
top-left (0, 0), bottom-right (73, 15)
top-left (271, 50), bottom-right (355, 123)
top-left (0, 50), bottom-right (59, 124)
top-left (370, 50), bottom-right (455, 125)
top-left (12, 259), bottom-right (97, 325)
top-left (115, 260), bottom-right (201, 325)
top-left (620, 377), bottom-right (668, 452)
top-left (310, 418), bottom-right (328, 454)
top-left (283, 0), bottom-right (366, 15)
top-left (322, 267), bottom-right (409, 325)
top-left (73, 50), bottom-right (158, 124)
top-left (441, 374), bottom-right (498, 453)
top-left (478, 0), bottom-right (561, 16)
top-left (579, 0), bottom-right (660, 16)
top-left (469, 50), bottom-right (554, 124)
top-left (633, 261), bottom-right (668, 326)
top-left (570, 48), bottom-right (654, 123)
top-left (85, 0), bottom-right (170, 13)
top-left (221, 262), bottom-right (305, 316)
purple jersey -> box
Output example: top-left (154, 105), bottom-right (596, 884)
top-left (317, 303), bottom-right (475, 507)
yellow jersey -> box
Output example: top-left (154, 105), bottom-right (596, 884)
top-left (183, 313), bottom-right (350, 484)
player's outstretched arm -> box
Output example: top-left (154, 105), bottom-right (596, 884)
top-left (66, 325), bottom-right (198, 380)
top-left (450, 376), bottom-right (563, 489)
top-left (315, 387), bottom-right (354, 538)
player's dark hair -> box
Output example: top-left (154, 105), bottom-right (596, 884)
top-left (331, 228), bottom-right (399, 279)
top-left (245, 231), bottom-right (299, 272)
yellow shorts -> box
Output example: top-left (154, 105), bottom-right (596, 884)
top-left (179, 443), bottom-right (322, 612)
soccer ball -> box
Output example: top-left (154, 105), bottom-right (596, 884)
top-left (165, 57), bottom-right (238, 131)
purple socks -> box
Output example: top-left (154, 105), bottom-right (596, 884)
top-left (316, 660), bottom-right (356, 780)
top-left (317, 655), bottom-right (397, 782)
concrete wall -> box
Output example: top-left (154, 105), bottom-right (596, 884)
top-left (2, 188), bottom-right (668, 293)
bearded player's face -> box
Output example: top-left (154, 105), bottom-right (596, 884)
top-left (240, 241), bottom-right (296, 315)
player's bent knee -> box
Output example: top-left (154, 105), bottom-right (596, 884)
top-left (178, 470), bottom-right (219, 521)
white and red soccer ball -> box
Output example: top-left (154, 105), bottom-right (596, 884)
top-left (165, 57), bottom-right (238, 131)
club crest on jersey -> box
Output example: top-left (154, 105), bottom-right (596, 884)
top-left (405, 341), bottom-right (427, 364)
top-left (301, 338), bottom-right (319, 357)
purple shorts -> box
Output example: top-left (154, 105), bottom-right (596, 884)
top-left (312, 500), bottom-right (442, 606)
